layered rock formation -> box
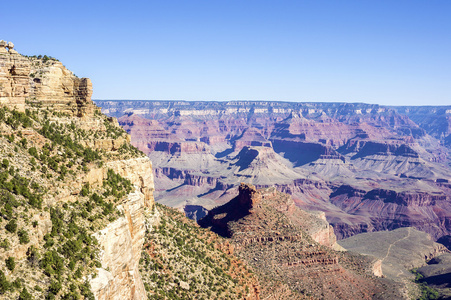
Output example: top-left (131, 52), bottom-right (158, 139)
top-left (199, 184), bottom-right (395, 299)
top-left (1, 43), bottom-right (274, 300)
top-left (0, 41), bottom-right (29, 111)
top-left (96, 100), bottom-right (451, 242)
top-left (0, 40), bottom-right (97, 117)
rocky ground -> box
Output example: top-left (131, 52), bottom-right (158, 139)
top-left (199, 183), bottom-right (406, 299)
top-left (416, 253), bottom-right (451, 299)
top-left (339, 227), bottom-right (450, 298)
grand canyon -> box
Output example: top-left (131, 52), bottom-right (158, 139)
top-left (97, 100), bottom-right (451, 242)
top-left (2, 39), bottom-right (451, 299)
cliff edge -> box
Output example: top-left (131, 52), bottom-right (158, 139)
top-left (0, 41), bottom-right (153, 299)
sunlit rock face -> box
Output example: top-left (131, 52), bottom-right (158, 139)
top-left (0, 40), bottom-right (97, 117)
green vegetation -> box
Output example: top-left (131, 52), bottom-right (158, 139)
top-left (140, 203), bottom-right (256, 300)
top-left (411, 268), bottom-right (439, 300)
top-left (25, 54), bottom-right (59, 63)
top-left (6, 257), bottom-right (15, 271)
top-left (0, 104), bottom-right (143, 299)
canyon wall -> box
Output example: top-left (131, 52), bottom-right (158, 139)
top-left (97, 100), bottom-right (451, 241)
top-left (89, 157), bottom-right (154, 299)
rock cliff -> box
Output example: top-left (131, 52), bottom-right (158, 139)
top-left (0, 41), bottom-right (29, 112)
top-left (0, 40), bottom-right (97, 117)
top-left (0, 43), bottom-right (154, 299)
top-left (0, 42), bottom-right (268, 300)
top-left (90, 158), bottom-right (154, 300)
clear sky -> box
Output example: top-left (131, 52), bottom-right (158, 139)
top-left (2, 0), bottom-right (450, 105)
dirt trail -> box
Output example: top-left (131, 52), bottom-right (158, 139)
top-left (381, 227), bottom-right (411, 263)
top-left (380, 228), bottom-right (412, 277)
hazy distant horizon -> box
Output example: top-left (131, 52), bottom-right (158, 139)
top-left (93, 99), bottom-right (451, 108)
top-left (3, 0), bottom-right (451, 106)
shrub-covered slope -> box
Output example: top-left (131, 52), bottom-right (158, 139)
top-left (0, 103), bottom-right (145, 299)
top-left (140, 203), bottom-right (259, 300)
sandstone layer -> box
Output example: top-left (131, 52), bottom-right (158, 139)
top-left (0, 40), bottom-right (97, 117)
top-left (0, 44), bottom-right (154, 299)
top-left (90, 157), bottom-right (155, 300)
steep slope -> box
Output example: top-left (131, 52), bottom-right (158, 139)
top-left (199, 184), bottom-right (398, 299)
top-left (140, 203), bottom-right (259, 300)
top-left (416, 253), bottom-right (451, 299)
top-left (394, 106), bottom-right (451, 146)
top-left (0, 41), bottom-right (271, 300)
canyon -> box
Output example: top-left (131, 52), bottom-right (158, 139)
top-left (97, 100), bottom-right (451, 241)
top-left (2, 39), bottom-right (450, 299)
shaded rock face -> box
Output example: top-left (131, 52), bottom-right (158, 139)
top-left (199, 184), bottom-right (392, 299)
top-left (97, 100), bottom-right (451, 242)
top-left (416, 253), bottom-right (451, 298)
top-left (0, 41), bottom-right (97, 117)
top-left (183, 204), bottom-right (208, 220)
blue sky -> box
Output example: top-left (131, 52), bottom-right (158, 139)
top-left (2, 0), bottom-right (450, 105)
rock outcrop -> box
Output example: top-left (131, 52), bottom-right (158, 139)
top-left (0, 43), bottom-right (154, 299)
top-left (91, 188), bottom-right (147, 300)
top-left (0, 40), bottom-right (30, 111)
top-left (0, 40), bottom-right (97, 117)
top-left (199, 184), bottom-right (395, 299)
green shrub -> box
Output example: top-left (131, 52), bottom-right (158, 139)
top-left (18, 229), bottom-right (30, 244)
top-left (18, 287), bottom-right (32, 300)
top-left (6, 256), bottom-right (15, 271)
top-left (0, 270), bottom-right (9, 294)
top-left (0, 239), bottom-right (9, 250)
top-left (49, 280), bottom-right (62, 295)
top-left (80, 183), bottom-right (90, 197)
top-left (28, 147), bottom-right (38, 158)
top-left (1, 159), bottom-right (9, 169)
top-left (5, 219), bottom-right (17, 233)
top-left (20, 138), bottom-right (28, 148)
